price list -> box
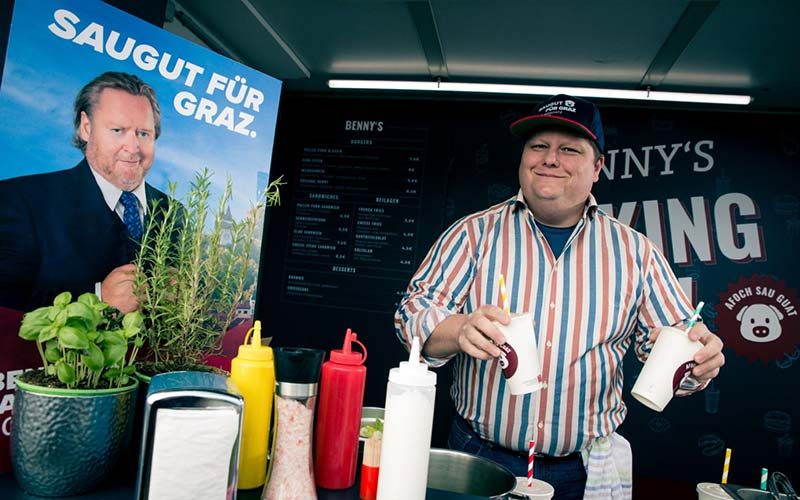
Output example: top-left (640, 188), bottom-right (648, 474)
top-left (282, 122), bottom-right (427, 312)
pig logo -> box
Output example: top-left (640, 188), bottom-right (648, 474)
top-left (736, 303), bottom-right (784, 343)
top-left (716, 275), bottom-right (799, 363)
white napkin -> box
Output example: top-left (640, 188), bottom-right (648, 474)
top-left (148, 408), bottom-right (240, 500)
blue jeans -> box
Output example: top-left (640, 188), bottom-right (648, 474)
top-left (447, 416), bottom-right (587, 500)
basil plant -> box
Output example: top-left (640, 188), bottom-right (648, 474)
top-left (19, 291), bottom-right (144, 389)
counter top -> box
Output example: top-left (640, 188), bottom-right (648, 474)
top-left (0, 473), bottom-right (488, 499)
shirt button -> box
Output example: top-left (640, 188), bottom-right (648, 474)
top-left (541, 382), bottom-right (548, 389)
top-left (546, 340), bottom-right (552, 348)
top-left (549, 302), bottom-right (555, 309)
top-left (538, 422), bottom-right (544, 429)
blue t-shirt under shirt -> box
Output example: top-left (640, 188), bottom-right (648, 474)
top-left (537, 222), bottom-right (576, 258)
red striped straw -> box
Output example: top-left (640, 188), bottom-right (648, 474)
top-left (527, 440), bottom-right (535, 487)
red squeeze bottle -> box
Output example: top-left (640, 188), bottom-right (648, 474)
top-left (314, 328), bottom-right (368, 489)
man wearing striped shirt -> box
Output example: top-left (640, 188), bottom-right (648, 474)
top-left (394, 94), bottom-right (725, 500)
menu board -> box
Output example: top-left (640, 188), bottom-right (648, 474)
top-left (280, 121), bottom-right (428, 312)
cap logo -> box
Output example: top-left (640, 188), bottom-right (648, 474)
top-left (538, 99), bottom-right (577, 115)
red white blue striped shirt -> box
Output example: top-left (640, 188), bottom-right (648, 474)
top-left (394, 191), bottom-right (693, 456)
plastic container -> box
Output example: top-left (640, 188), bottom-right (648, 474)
top-left (514, 477), bottom-right (555, 499)
top-left (375, 336), bottom-right (436, 500)
top-left (696, 482), bottom-right (733, 499)
top-left (359, 435), bottom-right (381, 500)
top-left (315, 328), bottom-right (368, 489)
top-left (263, 347), bottom-right (324, 500)
top-left (229, 320), bottom-right (275, 490)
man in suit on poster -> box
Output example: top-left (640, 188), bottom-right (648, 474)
top-left (0, 71), bottom-right (168, 313)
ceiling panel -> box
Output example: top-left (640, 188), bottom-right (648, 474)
top-left (166, 0), bottom-right (800, 111)
top-left (251, 1), bottom-right (429, 76)
top-left (663, 0), bottom-right (800, 108)
top-left (173, 0), bottom-right (309, 79)
top-left (433, 1), bottom-right (688, 85)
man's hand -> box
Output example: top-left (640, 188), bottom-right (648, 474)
top-left (101, 264), bottom-right (139, 313)
top-left (455, 305), bottom-right (512, 360)
top-left (650, 323), bottom-right (725, 384)
top-left (423, 305), bottom-right (512, 360)
top-left (686, 322), bottom-right (725, 382)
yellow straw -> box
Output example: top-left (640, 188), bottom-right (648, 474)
top-left (721, 448), bottom-right (732, 484)
top-left (499, 274), bottom-right (509, 313)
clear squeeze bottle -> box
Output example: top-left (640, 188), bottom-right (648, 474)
top-left (229, 320), bottom-right (275, 489)
top-left (375, 336), bottom-right (436, 500)
top-left (314, 328), bottom-right (368, 489)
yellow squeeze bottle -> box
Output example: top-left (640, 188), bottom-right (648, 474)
top-left (229, 320), bottom-right (275, 489)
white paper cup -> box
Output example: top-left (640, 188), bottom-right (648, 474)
top-left (631, 326), bottom-right (703, 412)
top-left (696, 482), bottom-right (734, 499)
top-left (514, 477), bottom-right (554, 499)
top-left (495, 313), bottom-right (543, 395)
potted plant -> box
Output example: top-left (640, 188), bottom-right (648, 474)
top-left (11, 291), bottom-right (143, 497)
top-left (132, 168), bottom-right (283, 379)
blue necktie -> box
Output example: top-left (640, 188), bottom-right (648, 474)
top-left (119, 191), bottom-right (143, 240)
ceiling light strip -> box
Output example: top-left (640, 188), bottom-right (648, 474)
top-left (327, 80), bottom-right (752, 105)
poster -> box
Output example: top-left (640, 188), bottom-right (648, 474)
top-left (0, 0), bottom-right (282, 470)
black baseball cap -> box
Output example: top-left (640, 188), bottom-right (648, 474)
top-left (510, 94), bottom-right (605, 152)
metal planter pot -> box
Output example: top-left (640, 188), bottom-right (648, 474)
top-left (427, 448), bottom-right (518, 499)
top-left (11, 378), bottom-right (139, 497)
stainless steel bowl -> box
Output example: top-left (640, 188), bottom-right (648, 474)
top-left (727, 488), bottom-right (794, 500)
top-left (427, 448), bottom-right (517, 499)
top-left (721, 480), bottom-right (798, 500)
top-left (359, 406), bottom-right (385, 442)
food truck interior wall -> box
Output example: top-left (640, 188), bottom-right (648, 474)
top-left (256, 92), bottom-right (799, 497)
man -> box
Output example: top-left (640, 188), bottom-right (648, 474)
top-left (394, 94), bottom-right (725, 500)
top-left (0, 71), bottom-right (167, 313)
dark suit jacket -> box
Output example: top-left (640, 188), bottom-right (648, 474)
top-left (0, 160), bottom-right (168, 311)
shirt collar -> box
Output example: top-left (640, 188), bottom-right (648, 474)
top-left (586, 194), bottom-right (599, 219)
top-left (513, 189), bottom-right (599, 220)
top-left (87, 163), bottom-right (147, 212)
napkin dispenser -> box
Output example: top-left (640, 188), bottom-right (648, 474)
top-left (135, 371), bottom-right (244, 500)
